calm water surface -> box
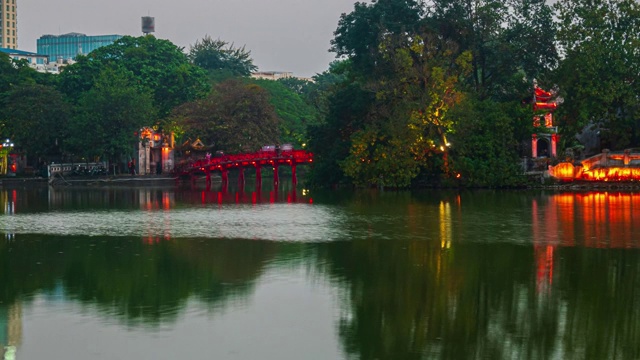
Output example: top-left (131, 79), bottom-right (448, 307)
top-left (1, 180), bottom-right (640, 359)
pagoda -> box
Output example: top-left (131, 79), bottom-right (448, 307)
top-left (531, 82), bottom-right (558, 159)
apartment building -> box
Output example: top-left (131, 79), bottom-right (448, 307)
top-left (0, 0), bottom-right (17, 49)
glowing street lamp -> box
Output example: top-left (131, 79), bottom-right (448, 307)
top-left (0, 139), bottom-right (15, 175)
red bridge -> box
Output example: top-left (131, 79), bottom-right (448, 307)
top-left (177, 149), bottom-right (314, 186)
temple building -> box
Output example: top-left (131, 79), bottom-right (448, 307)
top-left (531, 84), bottom-right (558, 159)
top-left (136, 127), bottom-right (175, 175)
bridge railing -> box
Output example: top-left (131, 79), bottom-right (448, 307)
top-left (175, 149), bottom-right (313, 176)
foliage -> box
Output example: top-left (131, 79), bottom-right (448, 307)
top-left (327, 0), bottom-right (472, 187)
top-left (188, 35), bottom-right (257, 77)
top-left (248, 79), bottom-right (320, 146)
top-left (331, 0), bottom-right (424, 76)
top-left (307, 0), bottom-right (565, 188)
top-left (67, 68), bottom-right (155, 162)
top-left (449, 98), bottom-right (527, 187)
top-left (305, 60), bottom-right (351, 118)
top-left (3, 84), bottom-right (71, 159)
top-left (308, 81), bottom-right (374, 187)
top-left (276, 77), bottom-right (313, 97)
top-left (169, 79), bottom-right (280, 153)
top-left (0, 53), bottom-right (39, 139)
top-left (427, 0), bottom-right (558, 100)
top-left (554, 0), bottom-right (640, 150)
top-left (58, 35), bottom-right (209, 119)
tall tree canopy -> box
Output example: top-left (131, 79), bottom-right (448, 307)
top-left (169, 79), bottom-right (280, 153)
top-left (317, 0), bottom-right (472, 187)
top-left (554, 0), bottom-right (640, 150)
top-left (427, 0), bottom-right (557, 99)
top-left (249, 79), bottom-right (320, 147)
top-left (58, 35), bottom-right (209, 119)
top-left (3, 84), bottom-right (71, 160)
top-left (308, 0), bottom-right (562, 187)
top-left (67, 68), bottom-right (155, 162)
top-left (0, 53), bottom-right (39, 140)
top-left (188, 35), bottom-right (257, 78)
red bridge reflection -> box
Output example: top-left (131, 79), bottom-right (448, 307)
top-left (193, 187), bottom-right (312, 206)
top-left (177, 149), bottom-right (313, 187)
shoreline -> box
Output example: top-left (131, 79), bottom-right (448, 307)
top-left (0, 175), bottom-right (185, 188)
top-left (3, 175), bottom-right (640, 191)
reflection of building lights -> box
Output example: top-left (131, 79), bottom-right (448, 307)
top-left (439, 201), bottom-right (452, 249)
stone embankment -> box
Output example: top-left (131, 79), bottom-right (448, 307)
top-left (530, 181), bottom-right (640, 191)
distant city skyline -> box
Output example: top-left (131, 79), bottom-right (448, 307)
top-left (19, 0), bottom-right (366, 77)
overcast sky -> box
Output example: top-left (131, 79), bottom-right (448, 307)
top-left (19, 0), bottom-right (363, 77)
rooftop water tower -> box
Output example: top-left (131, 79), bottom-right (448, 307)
top-left (142, 17), bottom-right (155, 35)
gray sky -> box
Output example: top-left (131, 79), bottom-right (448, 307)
top-left (19, 0), bottom-right (362, 77)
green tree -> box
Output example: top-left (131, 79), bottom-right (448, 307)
top-left (427, 0), bottom-right (558, 100)
top-left (58, 35), bottom-right (209, 119)
top-left (331, 0), bottom-right (424, 77)
top-left (449, 98), bottom-right (527, 187)
top-left (3, 84), bottom-right (71, 161)
top-left (326, 0), bottom-right (472, 187)
top-left (554, 0), bottom-right (640, 150)
top-left (68, 68), bottom-right (155, 162)
top-left (0, 53), bottom-right (40, 139)
top-left (170, 79), bottom-right (280, 153)
top-left (308, 81), bottom-right (374, 187)
top-left (188, 35), bottom-right (257, 78)
top-left (249, 79), bottom-right (320, 146)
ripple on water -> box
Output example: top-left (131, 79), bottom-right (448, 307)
top-left (0, 204), bottom-right (349, 242)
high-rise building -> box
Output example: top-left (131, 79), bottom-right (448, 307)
top-left (37, 33), bottom-right (122, 62)
top-left (0, 0), bottom-right (18, 49)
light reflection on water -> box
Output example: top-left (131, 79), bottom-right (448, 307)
top-left (0, 204), bottom-right (345, 242)
top-left (4, 189), bottom-right (640, 246)
top-left (1, 187), bottom-right (640, 359)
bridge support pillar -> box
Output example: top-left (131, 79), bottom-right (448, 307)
top-left (256, 167), bottom-right (262, 185)
top-left (205, 169), bottom-right (211, 186)
top-left (273, 165), bottom-right (279, 185)
top-left (291, 165), bottom-right (297, 185)
top-left (222, 169), bottom-right (229, 184)
top-left (238, 168), bottom-right (245, 185)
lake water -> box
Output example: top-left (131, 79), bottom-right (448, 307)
top-left (1, 180), bottom-right (640, 359)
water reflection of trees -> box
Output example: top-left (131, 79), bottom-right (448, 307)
top-left (0, 235), bottom-right (278, 326)
top-left (316, 190), bottom-right (640, 360)
top-left (322, 240), bottom-right (640, 359)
